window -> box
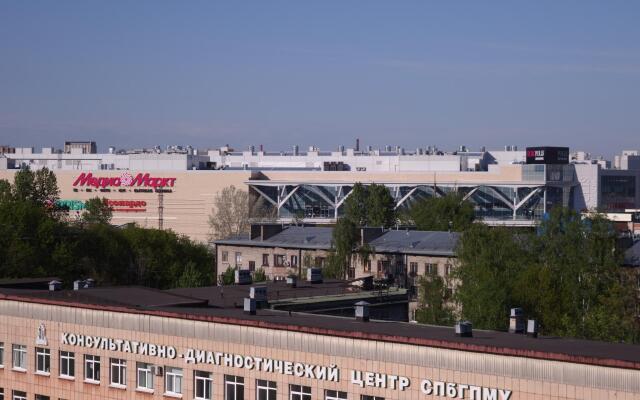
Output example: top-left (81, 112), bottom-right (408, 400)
top-left (290, 255), bottom-right (298, 267)
top-left (11, 391), bottom-right (26, 400)
top-left (289, 385), bottom-right (311, 400)
top-left (325, 390), bottom-right (347, 400)
top-left (224, 375), bottom-right (244, 400)
top-left (222, 251), bottom-right (228, 262)
top-left (409, 262), bottom-right (418, 276)
top-left (425, 263), bottom-right (437, 275)
top-left (235, 252), bottom-right (242, 266)
top-left (165, 366), bottom-right (183, 395)
top-left (274, 254), bottom-right (285, 267)
top-left (445, 264), bottom-right (453, 276)
top-left (363, 259), bottom-right (371, 273)
top-left (0, 342), bottom-right (4, 367)
top-left (314, 257), bottom-right (326, 267)
top-left (256, 379), bottom-right (276, 400)
top-left (194, 370), bottom-right (212, 400)
top-left (12, 344), bottom-right (26, 370)
top-left (248, 261), bottom-right (256, 272)
top-left (35, 347), bottom-right (51, 374)
top-left (59, 351), bottom-right (75, 378)
top-left (0, 388), bottom-right (3, 400)
top-left (377, 260), bottom-right (383, 273)
top-left (35, 396), bottom-right (50, 400)
top-left (84, 355), bottom-right (100, 382)
top-left (262, 254), bottom-right (269, 266)
top-left (360, 396), bottom-right (384, 400)
top-left (136, 362), bottom-right (153, 390)
top-left (110, 358), bottom-right (126, 387)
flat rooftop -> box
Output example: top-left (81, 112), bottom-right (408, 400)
top-left (1, 285), bottom-right (639, 371)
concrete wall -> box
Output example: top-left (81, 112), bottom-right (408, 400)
top-left (0, 300), bottom-right (639, 399)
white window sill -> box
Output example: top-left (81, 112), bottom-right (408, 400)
top-left (84, 379), bottom-right (100, 385)
top-left (12, 367), bottom-right (27, 373)
top-left (59, 375), bottom-right (75, 381)
top-left (0, 365), bottom-right (4, 369)
top-left (35, 371), bottom-right (51, 376)
top-left (109, 383), bottom-right (127, 390)
top-left (163, 392), bottom-right (183, 399)
top-left (136, 387), bottom-right (155, 394)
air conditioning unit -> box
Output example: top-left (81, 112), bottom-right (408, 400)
top-left (153, 366), bottom-right (164, 376)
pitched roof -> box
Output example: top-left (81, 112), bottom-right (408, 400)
top-left (369, 230), bottom-right (459, 256)
top-left (216, 226), bottom-right (459, 256)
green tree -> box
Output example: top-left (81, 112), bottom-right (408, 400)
top-left (366, 183), bottom-right (396, 228)
top-left (0, 179), bottom-right (12, 204)
top-left (222, 266), bottom-right (235, 285)
top-left (410, 193), bottom-right (475, 231)
top-left (453, 223), bottom-right (528, 330)
top-left (326, 218), bottom-right (358, 279)
top-left (83, 197), bottom-right (113, 224)
top-left (177, 262), bottom-right (207, 288)
top-left (253, 267), bottom-right (267, 282)
top-left (208, 185), bottom-right (250, 240)
top-left (343, 183), bottom-right (369, 226)
top-left (33, 167), bottom-right (60, 205)
top-left (12, 167), bottom-right (36, 202)
top-left (415, 275), bottom-right (455, 325)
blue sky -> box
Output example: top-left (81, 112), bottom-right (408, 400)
top-left (0, 1), bottom-right (639, 157)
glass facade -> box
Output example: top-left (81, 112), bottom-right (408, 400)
top-left (601, 175), bottom-right (637, 211)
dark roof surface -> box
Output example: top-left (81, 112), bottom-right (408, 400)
top-left (216, 227), bottom-right (459, 256)
top-left (624, 241), bottom-right (640, 266)
top-left (369, 230), bottom-right (459, 256)
top-left (216, 226), bottom-right (334, 250)
top-left (2, 286), bottom-right (640, 370)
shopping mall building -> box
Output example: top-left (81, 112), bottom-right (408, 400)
top-left (0, 285), bottom-right (639, 400)
top-left (1, 143), bottom-right (639, 241)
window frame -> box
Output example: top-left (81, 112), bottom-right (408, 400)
top-left (12, 344), bottom-right (26, 371)
top-left (0, 342), bottom-right (4, 367)
top-left (109, 358), bottom-right (127, 387)
top-left (84, 354), bottom-right (101, 383)
top-left (194, 370), bottom-right (213, 400)
top-left (289, 384), bottom-right (311, 400)
top-left (222, 251), bottom-right (228, 262)
top-left (11, 391), bottom-right (27, 400)
top-left (35, 347), bottom-right (51, 375)
top-left (325, 389), bottom-right (348, 400)
top-left (59, 351), bottom-right (75, 379)
top-left (136, 362), bottom-right (153, 391)
top-left (262, 254), bottom-right (269, 267)
top-left (164, 366), bottom-right (183, 396)
top-left (256, 379), bottom-right (276, 400)
top-left (224, 374), bottom-right (244, 400)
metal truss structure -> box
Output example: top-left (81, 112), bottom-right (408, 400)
top-left (247, 180), bottom-right (573, 226)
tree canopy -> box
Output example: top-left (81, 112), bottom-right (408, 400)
top-left (408, 192), bottom-right (475, 231)
top-left (343, 182), bottom-right (396, 228)
top-left (0, 170), bottom-right (214, 289)
top-left (83, 197), bottom-right (113, 224)
top-left (453, 208), bottom-right (640, 342)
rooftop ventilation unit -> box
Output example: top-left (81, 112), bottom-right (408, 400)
top-left (48, 280), bottom-right (62, 291)
top-left (307, 268), bottom-right (323, 284)
top-left (73, 279), bottom-right (95, 290)
top-left (455, 321), bottom-right (473, 337)
top-left (235, 270), bottom-right (252, 285)
top-left (286, 275), bottom-right (297, 288)
top-left (244, 297), bottom-right (257, 315)
top-left (355, 301), bottom-right (370, 322)
top-left (527, 320), bottom-right (539, 338)
top-left (250, 286), bottom-right (267, 303)
top-left (509, 308), bottom-right (525, 333)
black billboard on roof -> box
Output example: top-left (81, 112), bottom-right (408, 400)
top-left (526, 147), bottom-right (569, 164)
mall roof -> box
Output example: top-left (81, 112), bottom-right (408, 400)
top-left (215, 226), bottom-right (459, 256)
top-left (1, 285), bottom-right (640, 371)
